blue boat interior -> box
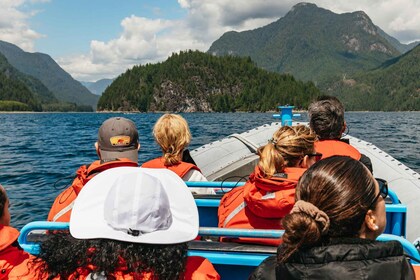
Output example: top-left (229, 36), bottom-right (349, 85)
top-left (190, 181), bottom-right (407, 237)
top-left (17, 181), bottom-right (414, 279)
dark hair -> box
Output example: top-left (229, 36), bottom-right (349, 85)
top-left (0, 186), bottom-right (6, 218)
top-left (34, 232), bottom-right (188, 280)
top-left (280, 156), bottom-right (376, 262)
top-left (308, 95), bottom-right (345, 139)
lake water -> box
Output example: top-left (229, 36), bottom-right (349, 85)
top-left (0, 112), bottom-right (419, 229)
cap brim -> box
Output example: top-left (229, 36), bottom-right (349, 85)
top-left (70, 167), bottom-right (199, 244)
top-left (99, 149), bottom-right (138, 163)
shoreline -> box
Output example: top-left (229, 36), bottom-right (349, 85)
top-left (1, 110), bottom-right (420, 114)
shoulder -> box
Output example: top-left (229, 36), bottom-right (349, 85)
top-left (141, 158), bottom-right (162, 168)
top-left (184, 256), bottom-right (220, 280)
top-left (249, 256), bottom-right (277, 280)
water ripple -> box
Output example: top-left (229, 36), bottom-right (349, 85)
top-left (0, 112), bottom-right (418, 229)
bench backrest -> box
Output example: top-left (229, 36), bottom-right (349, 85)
top-left (189, 182), bottom-right (407, 237)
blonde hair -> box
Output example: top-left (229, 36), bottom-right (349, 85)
top-left (153, 114), bottom-right (191, 166)
top-left (258, 125), bottom-right (316, 177)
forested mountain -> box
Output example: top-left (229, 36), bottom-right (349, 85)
top-left (0, 52), bottom-right (94, 112)
top-left (208, 3), bottom-right (401, 84)
top-left (0, 53), bottom-right (44, 111)
top-left (327, 45), bottom-right (420, 111)
top-left (0, 40), bottom-right (98, 109)
top-left (98, 50), bottom-right (320, 112)
top-left (376, 27), bottom-right (419, 54)
top-left (81, 78), bottom-right (114, 95)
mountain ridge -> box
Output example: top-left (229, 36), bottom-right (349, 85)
top-left (0, 40), bottom-right (99, 109)
top-left (208, 3), bottom-right (405, 84)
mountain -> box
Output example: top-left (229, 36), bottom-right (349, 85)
top-left (376, 27), bottom-right (420, 54)
top-left (208, 3), bottom-right (400, 84)
top-left (81, 78), bottom-right (114, 95)
top-left (0, 53), bottom-right (43, 111)
top-left (98, 50), bottom-right (321, 112)
top-left (327, 45), bottom-right (420, 110)
top-left (0, 40), bottom-right (99, 109)
top-left (0, 51), bottom-right (57, 105)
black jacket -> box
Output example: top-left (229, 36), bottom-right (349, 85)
top-left (249, 238), bottom-right (414, 280)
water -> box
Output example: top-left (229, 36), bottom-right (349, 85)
top-left (0, 112), bottom-right (419, 229)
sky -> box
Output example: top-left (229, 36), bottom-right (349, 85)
top-left (1, 0), bottom-right (419, 82)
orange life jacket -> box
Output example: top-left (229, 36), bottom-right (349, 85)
top-left (47, 158), bottom-right (138, 222)
top-left (218, 166), bottom-right (306, 246)
top-left (63, 256), bottom-right (219, 280)
top-left (142, 157), bottom-right (201, 178)
top-left (315, 139), bottom-right (361, 160)
top-left (0, 225), bottom-right (43, 280)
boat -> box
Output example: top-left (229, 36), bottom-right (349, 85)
top-left (190, 106), bottom-right (420, 242)
top-left (17, 106), bottom-right (420, 279)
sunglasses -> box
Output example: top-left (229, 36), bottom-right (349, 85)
top-left (305, 152), bottom-right (323, 162)
top-left (367, 178), bottom-right (388, 209)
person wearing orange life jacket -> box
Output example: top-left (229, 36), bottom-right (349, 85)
top-left (0, 184), bottom-right (44, 280)
top-left (35, 167), bottom-right (220, 280)
top-left (308, 95), bottom-right (373, 172)
top-left (142, 114), bottom-right (214, 195)
top-left (218, 125), bottom-right (319, 246)
top-left (47, 117), bottom-right (140, 222)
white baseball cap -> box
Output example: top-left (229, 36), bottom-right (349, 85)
top-left (70, 167), bottom-right (199, 244)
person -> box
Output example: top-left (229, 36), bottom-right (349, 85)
top-left (308, 95), bottom-right (373, 172)
top-left (250, 156), bottom-right (415, 279)
top-left (0, 184), bottom-right (42, 279)
top-left (218, 125), bottom-right (319, 246)
top-left (35, 167), bottom-right (220, 280)
top-left (142, 113), bottom-right (214, 194)
top-left (47, 117), bottom-right (140, 222)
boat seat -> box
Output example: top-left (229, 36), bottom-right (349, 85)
top-left (189, 240), bottom-right (277, 254)
top-left (18, 222), bottom-right (420, 279)
top-left (188, 181), bottom-right (407, 237)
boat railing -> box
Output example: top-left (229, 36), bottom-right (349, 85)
top-left (188, 181), bottom-right (407, 237)
top-left (17, 221), bottom-right (420, 280)
top-left (19, 222), bottom-right (418, 261)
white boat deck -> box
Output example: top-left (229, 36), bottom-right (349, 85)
top-left (191, 121), bottom-right (420, 241)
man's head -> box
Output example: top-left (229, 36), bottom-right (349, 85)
top-left (96, 117), bottom-right (140, 163)
top-left (308, 96), bottom-right (345, 140)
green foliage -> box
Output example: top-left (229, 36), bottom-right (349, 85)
top-left (42, 103), bottom-right (94, 112)
top-left (326, 45), bottom-right (420, 111)
top-left (208, 3), bottom-right (400, 85)
top-left (98, 50), bottom-right (321, 112)
top-left (0, 100), bottom-right (30, 111)
top-left (0, 40), bottom-right (99, 108)
top-left (0, 52), bottom-right (93, 112)
top-left (0, 54), bottom-right (43, 111)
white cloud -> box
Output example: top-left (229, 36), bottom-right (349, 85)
top-left (0, 0), bottom-right (45, 51)
top-left (60, 14), bottom-right (210, 81)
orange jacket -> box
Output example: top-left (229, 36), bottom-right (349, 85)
top-left (48, 158), bottom-right (138, 222)
top-left (218, 166), bottom-right (305, 246)
top-left (60, 256), bottom-right (219, 280)
top-left (142, 157), bottom-right (201, 178)
top-left (315, 140), bottom-right (361, 160)
top-left (0, 225), bottom-right (43, 280)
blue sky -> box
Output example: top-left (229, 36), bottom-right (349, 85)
top-left (1, 0), bottom-right (419, 82)
top-left (28, 1), bottom-right (186, 57)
